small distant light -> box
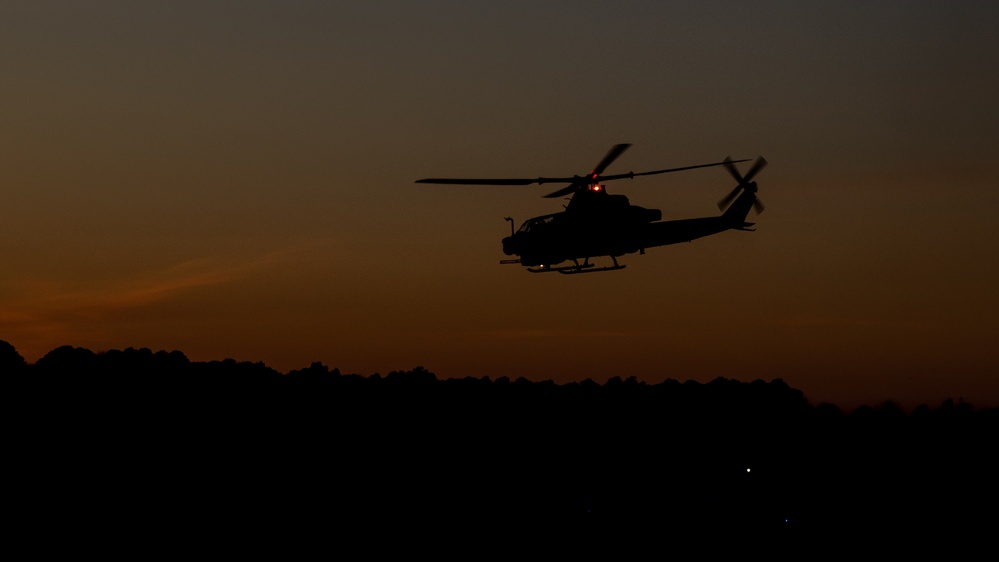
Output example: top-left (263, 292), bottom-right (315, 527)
top-left (746, 468), bottom-right (751, 473)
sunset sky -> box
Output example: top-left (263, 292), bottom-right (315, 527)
top-left (3, 1), bottom-right (997, 411)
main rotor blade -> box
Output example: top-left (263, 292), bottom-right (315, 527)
top-left (414, 176), bottom-right (577, 186)
top-left (416, 156), bottom-right (754, 195)
top-left (543, 184), bottom-right (581, 199)
top-left (599, 158), bottom-right (750, 182)
top-left (753, 198), bottom-right (765, 214)
top-left (743, 156), bottom-right (768, 183)
top-left (592, 143), bottom-right (632, 176)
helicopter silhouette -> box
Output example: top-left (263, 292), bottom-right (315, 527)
top-left (416, 144), bottom-right (766, 274)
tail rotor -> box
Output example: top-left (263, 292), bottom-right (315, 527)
top-left (718, 156), bottom-right (767, 214)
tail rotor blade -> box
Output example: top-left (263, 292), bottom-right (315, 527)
top-left (743, 156), bottom-right (768, 183)
top-left (718, 186), bottom-right (741, 211)
top-left (722, 156), bottom-right (744, 184)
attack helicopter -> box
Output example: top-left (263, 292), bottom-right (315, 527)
top-left (415, 144), bottom-right (766, 274)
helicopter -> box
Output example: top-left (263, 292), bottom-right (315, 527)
top-left (415, 144), bottom-right (766, 274)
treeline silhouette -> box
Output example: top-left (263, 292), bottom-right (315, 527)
top-left (5, 341), bottom-right (996, 545)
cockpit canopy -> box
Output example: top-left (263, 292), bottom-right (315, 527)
top-left (517, 213), bottom-right (559, 234)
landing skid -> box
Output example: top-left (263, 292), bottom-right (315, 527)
top-left (559, 263), bottom-right (626, 274)
top-left (527, 257), bottom-right (626, 274)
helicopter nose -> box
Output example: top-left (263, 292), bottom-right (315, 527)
top-left (502, 236), bottom-right (519, 256)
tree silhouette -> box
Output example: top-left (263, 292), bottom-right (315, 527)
top-left (3, 340), bottom-right (996, 546)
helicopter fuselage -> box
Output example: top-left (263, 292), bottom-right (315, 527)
top-left (502, 184), bottom-right (758, 272)
top-left (415, 144), bottom-right (765, 274)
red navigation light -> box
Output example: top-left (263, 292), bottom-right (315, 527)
top-left (591, 184), bottom-right (602, 192)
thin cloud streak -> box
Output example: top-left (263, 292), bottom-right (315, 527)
top-left (0, 252), bottom-right (291, 360)
top-left (478, 329), bottom-right (636, 341)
